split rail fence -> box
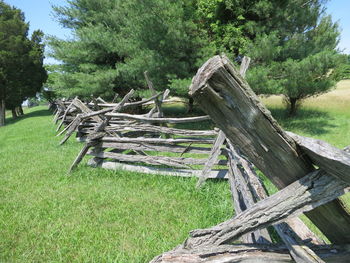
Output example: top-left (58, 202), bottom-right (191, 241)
top-left (50, 56), bottom-right (350, 262)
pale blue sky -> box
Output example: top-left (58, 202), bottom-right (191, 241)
top-left (5, 0), bottom-right (350, 64)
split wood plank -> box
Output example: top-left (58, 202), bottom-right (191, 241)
top-left (56, 97), bottom-right (77, 132)
top-left (68, 90), bottom-right (135, 171)
top-left (87, 151), bottom-right (227, 168)
top-left (150, 244), bottom-right (350, 263)
top-left (239, 56), bottom-right (251, 78)
top-left (226, 143), bottom-right (272, 245)
top-left (227, 141), bottom-right (325, 246)
top-left (106, 124), bottom-right (217, 137)
top-left (287, 132), bottom-right (350, 185)
top-left (101, 137), bottom-right (215, 145)
top-left (72, 98), bottom-right (103, 123)
top-left (96, 142), bottom-right (215, 155)
top-left (182, 170), bottom-right (349, 249)
top-left (144, 71), bottom-right (163, 117)
top-left (189, 54), bottom-right (350, 243)
top-left (105, 113), bottom-right (211, 124)
top-left (196, 56), bottom-right (251, 188)
top-left (88, 159), bottom-right (227, 179)
top-left (226, 142), bottom-right (325, 262)
top-left (196, 131), bottom-right (226, 188)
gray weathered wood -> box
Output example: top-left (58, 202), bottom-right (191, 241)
top-left (228, 142), bottom-right (325, 246)
top-left (287, 132), bottom-right (350, 185)
top-left (144, 71), bottom-right (163, 118)
top-left (226, 144), bottom-right (272, 244)
top-left (89, 159), bottom-right (228, 179)
top-left (189, 54), bottom-right (350, 243)
top-left (106, 124), bottom-right (217, 136)
top-left (72, 98), bottom-right (103, 123)
top-left (226, 142), bottom-right (324, 262)
top-left (69, 142), bottom-right (96, 172)
top-left (344, 145), bottom-right (350, 153)
top-left (197, 131), bottom-right (226, 187)
top-left (88, 151), bottom-right (227, 168)
top-left (68, 90), bottom-right (136, 169)
top-left (239, 56), bottom-right (251, 78)
top-left (105, 113), bottom-right (211, 124)
top-left (60, 116), bottom-right (82, 145)
top-left (274, 222), bottom-right (325, 263)
top-left (151, 244), bottom-right (350, 263)
top-left (97, 142), bottom-right (215, 155)
top-left (101, 136), bottom-right (214, 145)
top-left (94, 89), bottom-right (135, 133)
top-left (56, 97), bottom-right (77, 132)
top-left (182, 170), bottom-right (349, 248)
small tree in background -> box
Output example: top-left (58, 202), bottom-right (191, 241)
top-left (245, 5), bottom-right (342, 116)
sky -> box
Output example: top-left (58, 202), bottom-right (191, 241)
top-left (5, 0), bottom-right (350, 64)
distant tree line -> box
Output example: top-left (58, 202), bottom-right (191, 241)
top-left (0, 0), bottom-right (47, 126)
top-left (47, 0), bottom-right (344, 116)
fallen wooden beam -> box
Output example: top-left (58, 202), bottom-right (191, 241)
top-left (96, 142), bottom-right (215, 155)
top-left (87, 151), bottom-right (227, 168)
top-left (106, 124), bottom-right (217, 136)
top-left (105, 113), bottom-right (211, 124)
top-left (88, 159), bottom-right (228, 179)
top-left (101, 137), bottom-right (215, 145)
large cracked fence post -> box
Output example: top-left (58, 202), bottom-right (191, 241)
top-left (189, 54), bottom-right (350, 243)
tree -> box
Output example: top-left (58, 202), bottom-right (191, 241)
top-left (195, 0), bottom-right (341, 115)
top-left (48, 0), bottom-right (204, 100)
top-left (0, 1), bottom-right (47, 125)
top-left (246, 10), bottom-right (341, 115)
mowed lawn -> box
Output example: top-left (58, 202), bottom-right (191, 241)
top-left (0, 80), bottom-right (349, 262)
top-left (0, 109), bottom-right (232, 262)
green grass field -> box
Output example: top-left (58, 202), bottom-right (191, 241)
top-left (1, 80), bottom-right (349, 262)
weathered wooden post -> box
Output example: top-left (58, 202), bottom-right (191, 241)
top-left (189, 54), bottom-right (350, 243)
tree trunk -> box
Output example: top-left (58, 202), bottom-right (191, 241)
top-left (188, 97), bottom-right (194, 113)
top-left (0, 99), bottom-right (5, 126)
top-left (11, 108), bottom-right (18, 119)
top-left (289, 97), bottom-right (298, 116)
top-left (18, 105), bottom-right (24, 116)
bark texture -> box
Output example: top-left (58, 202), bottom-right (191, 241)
top-left (189, 54), bottom-right (350, 243)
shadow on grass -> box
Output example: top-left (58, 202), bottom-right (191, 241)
top-left (269, 107), bottom-right (336, 136)
top-left (4, 108), bottom-right (52, 126)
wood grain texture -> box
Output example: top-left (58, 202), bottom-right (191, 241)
top-left (226, 142), bottom-right (272, 245)
top-left (183, 170), bottom-right (349, 248)
top-left (105, 113), bottom-right (211, 124)
top-left (287, 132), bottom-right (350, 185)
top-left (189, 54), bottom-right (350, 243)
top-left (197, 131), bottom-right (226, 188)
top-left (88, 159), bottom-right (228, 179)
top-left (150, 244), bottom-right (350, 263)
top-left (87, 151), bottom-right (227, 168)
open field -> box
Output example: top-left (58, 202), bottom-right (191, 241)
top-left (0, 80), bottom-right (349, 262)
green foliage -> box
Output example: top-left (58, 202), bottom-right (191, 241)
top-left (48, 0), bottom-right (204, 99)
top-left (48, 0), bottom-right (342, 115)
top-left (168, 77), bottom-right (192, 98)
top-left (245, 5), bottom-right (342, 115)
top-left (334, 54), bottom-right (350, 80)
top-left (0, 1), bottom-right (47, 124)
